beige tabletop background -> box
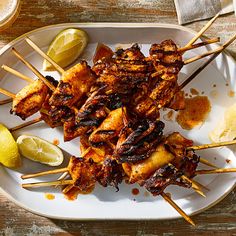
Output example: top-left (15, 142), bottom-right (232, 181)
top-left (1, 0), bottom-right (236, 235)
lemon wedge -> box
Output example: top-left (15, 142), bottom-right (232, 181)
top-left (17, 135), bottom-right (63, 166)
top-left (43, 28), bottom-right (88, 71)
top-left (0, 123), bottom-right (21, 168)
top-left (209, 103), bottom-right (236, 142)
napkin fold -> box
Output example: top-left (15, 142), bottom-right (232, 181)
top-left (174, 0), bottom-right (235, 24)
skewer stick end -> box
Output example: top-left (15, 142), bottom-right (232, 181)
top-left (160, 192), bottom-right (195, 226)
top-left (193, 189), bottom-right (206, 198)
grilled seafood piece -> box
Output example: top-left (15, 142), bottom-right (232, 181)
top-left (11, 79), bottom-right (48, 120)
top-left (97, 156), bottom-right (124, 190)
top-left (131, 40), bottom-right (184, 119)
top-left (93, 43), bottom-right (114, 64)
top-left (148, 40), bottom-right (183, 107)
top-left (49, 61), bottom-right (96, 107)
top-left (115, 43), bottom-right (145, 61)
top-left (63, 135), bottom-right (124, 197)
top-left (67, 156), bottom-right (101, 193)
top-left (168, 90), bottom-right (185, 110)
top-left (64, 156), bottom-right (123, 196)
top-left (122, 132), bottom-right (198, 185)
top-left (130, 82), bottom-right (160, 120)
top-left (41, 104), bottom-right (75, 128)
top-left (63, 106), bottom-right (108, 141)
top-left (93, 44), bottom-right (153, 94)
top-left (89, 107), bottom-right (124, 146)
top-left (115, 120), bottom-right (165, 163)
top-left (10, 76), bottom-right (58, 120)
top-left (141, 153), bottom-right (199, 196)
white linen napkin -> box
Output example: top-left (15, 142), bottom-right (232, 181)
top-left (174, 0), bottom-right (235, 24)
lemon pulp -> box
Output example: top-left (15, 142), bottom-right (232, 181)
top-left (17, 135), bottom-right (63, 166)
top-left (43, 28), bottom-right (88, 71)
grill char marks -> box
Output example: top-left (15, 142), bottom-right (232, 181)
top-left (142, 154), bottom-right (199, 196)
top-left (89, 107), bottom-right (124, 146)
top-left (126, 40), bottom-right (184, 120)
top-left (115, 120), bottom-right (165, 163)
top-left (149, 40), bottom-right (183, 107)
top-left (49, 61), bottom-right (96, 108)
top-left (141, 164), bottom-right (187, 196)
top-left (97, 157), bottom-right (124, 190)
top-left (139, 133), bottom-right (200, 195)
top-left (93, 44), bottom-right (153, 94)
top-left (63, 106), bottom-right (108, 142)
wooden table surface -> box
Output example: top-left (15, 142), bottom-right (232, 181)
top-left (1, 0), bottom-right (236, 235)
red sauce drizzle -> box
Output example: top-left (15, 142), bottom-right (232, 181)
top-left (190, 88), bottom-right (199, 95)
top-left (53, 138), bottom-right (59, 145)
top-left (132, 188), bottom-right (140, 196)
top-left (45, 193), bottom-right (55, 200)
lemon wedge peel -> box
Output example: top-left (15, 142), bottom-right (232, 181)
top-left (0, 124), bottom-right (21, 168)
top-left (43, 28), bottom-right (89, 71)
top-left (17, 135), bottom-right (63, 166)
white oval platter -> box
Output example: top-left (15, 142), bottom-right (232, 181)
top-left (0, 23), bottom-right (236, 220)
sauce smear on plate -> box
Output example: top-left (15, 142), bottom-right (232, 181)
top-left (132, 188), bottom-right (140, 196)
top-left (176, 96), bottom-right (211, 130)
top-left (45, 193), bottom-right (55, 200)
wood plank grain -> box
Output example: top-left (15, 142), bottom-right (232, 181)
top-left (1, 0), bottom-right (236, 235)
top-left (1, 190), bottom-right (236, 235)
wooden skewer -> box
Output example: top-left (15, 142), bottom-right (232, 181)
top-left (187, 140), bottom-right (236, 151)
top-left (169, 163), bottom-right (205, 197)
top-left (183, 46), bottom-right (223, 65)
top-left (0, 88), bottom-right (16, 98)
top-left (184, 13), bottom-right (220, 47)
top-left (21, 167), bottom-right (68, 179)
top-left (181, 175), bottom-right (206, 197)
top-left (187, 149), bottom-right (217, 168)
top-left (62, 184), bottom-right (74, 194)
top-left (57, 172), bottom-right (69, 181)
top-left (9, 116), bottom-right (43, 132)
top-left (21, 148), bottom-right (90, 180)
top-left (160, 192), bottom-right (195, 226)
top-left (10, 48), bottom-right (81, 117)
top-left (0, 98), bottom-right (12, 105)
top-left (54, 172), bottom-right (70, 188)
top-left (2, 65), bottom-right (34, 83)
top-left (178, 37), bottom-right (220, 53)
top-left (11, 48), bottom-right (56, 91)
top-left (199, 157), bottom-right (218, 168)
top-left (191, 179), bottom-right (210, 191)
top-left (22, 179), bottom-right (74, 188)
top-left (179, 33), bottom-right (236, 90)
top-left (195, 168), bottom-right (236, 175)
top-left (25, 37), bottom-right (65, 74)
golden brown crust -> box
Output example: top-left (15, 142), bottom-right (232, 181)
top-left (49, 61), bottom-right (96, 107)
top-left (11, 79), bottom-right (49, 120)
top-left (89, 107), bottom-right (123, 146)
